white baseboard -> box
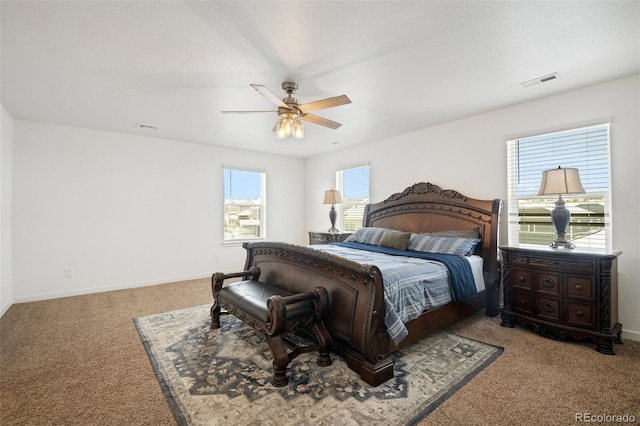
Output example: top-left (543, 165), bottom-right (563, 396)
top-left (621, 328), bottom-right (640, 342)
top-left (12, 273), bottom-right (210, 304)
top-left (0, 300), bottom-right (13, 318)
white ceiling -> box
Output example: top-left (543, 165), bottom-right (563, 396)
top-left (2, 1), bottom-right (639, 158)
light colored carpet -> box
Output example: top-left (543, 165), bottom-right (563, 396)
top-left (134, 304), bottom-right (502, 425)
top-left (1, 278), bottom-right (638, 425)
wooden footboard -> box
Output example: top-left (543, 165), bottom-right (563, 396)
top-left (242, 241), bottom-right (394, 384)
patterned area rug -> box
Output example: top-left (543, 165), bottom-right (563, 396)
top-left (135, 305), bottom-right (502, 426)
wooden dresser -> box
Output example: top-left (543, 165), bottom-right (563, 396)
top-left (500, 244), bottom-right (622, 354)
top-left (308, 231), bottom-right (352, 245)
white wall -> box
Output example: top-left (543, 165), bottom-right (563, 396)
top-left (306, 74), bottom-right (640, 341)
top-left (0, 105), bottom-right (14, 316)
top-left (12, 121), bottom-right (306, 302)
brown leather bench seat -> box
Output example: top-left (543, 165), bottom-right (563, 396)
top-left (217, 280), bottom-right (314, 324)
top-left (210, 267), bottom-right (332, 387)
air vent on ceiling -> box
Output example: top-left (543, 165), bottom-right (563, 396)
top-left (520, 73), bottom-right (560, 88)
top-left (137, 123), bottom-right (159, 131)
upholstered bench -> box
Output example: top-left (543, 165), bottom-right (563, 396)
top-left (210, 267), bottom-right (332, 387)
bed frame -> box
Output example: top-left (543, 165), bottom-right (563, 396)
top-left (236, 182), bottom-right (502, 386)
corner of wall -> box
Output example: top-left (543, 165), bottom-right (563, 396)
top-left (0, 104), bottom-right (14, 318)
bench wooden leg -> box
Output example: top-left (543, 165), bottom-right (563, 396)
top-left (210, 303), bottom-right (221, 329)
top-left (313, 322), bottom-right (332, 367)
top-left (265, 334), bottom-right (290, 387)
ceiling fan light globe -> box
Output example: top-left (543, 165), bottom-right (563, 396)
top-left (294, 120), bottom-right (304, 139)
top-left (276, 120), bottom-right (287, 139)
top-left (284, 117), bottom-right (293, 135)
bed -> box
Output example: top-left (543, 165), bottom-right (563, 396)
top-left (232, 182), bottom-right (502, 386)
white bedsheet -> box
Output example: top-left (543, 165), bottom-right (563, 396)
top-left (467, 255), bottom-right (486, 292)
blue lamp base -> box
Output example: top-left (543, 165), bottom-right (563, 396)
top-left (328, 204), bottom-right (339, 233)
top-left (550, 195), bottom-right (574, 249)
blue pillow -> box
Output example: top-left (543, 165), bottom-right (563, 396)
top-left (407, 234), bottom-right (480, 256)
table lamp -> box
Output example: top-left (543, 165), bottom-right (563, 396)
top-left (537, 166), bottom-right (585, 249)
top-left (323, 189), bottom-right (342, 232)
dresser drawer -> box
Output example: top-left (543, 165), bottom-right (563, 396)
top-left (566, 275), bottom-right (596, 300)
top-left (510, 268), bottom-right (532, 290)
top-left (527, 255), bottom-right (597, 274)
top-left (535, 272), bottom-right (560, 296)
top-left (566, 301), bottom-right (597, 329)
top-left (536, 296), bottom-right (561, 323)
top-left (512, 289), bottom-right (533, 315)
top-left (308, 231), bottom-right (351, 245)
top-left (309, 233), bottom-right (334, 244)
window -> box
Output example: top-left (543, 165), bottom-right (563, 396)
top-left (336, 165), bottom-right (370, 232)
top-left (223, 168), bottom-right (266, 241)
top-left (506, 124), bottom-right (611, 250)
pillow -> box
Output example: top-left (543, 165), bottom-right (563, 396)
top-left (378, 230), bottom-right (411, 251)
top-left (344, 227), bottom-right (388, 246)
top-left (407, 234), bottom-right (480, 256)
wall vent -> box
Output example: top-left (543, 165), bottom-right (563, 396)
top-left (137, 123), bottom-right (159, 131)
top-left (520, 73), bottom-right (560, 88)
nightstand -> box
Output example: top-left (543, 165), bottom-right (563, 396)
top-left (308, 231), bottom-right (352, 245)
top-left (500, 244), bottom-right (622, 354)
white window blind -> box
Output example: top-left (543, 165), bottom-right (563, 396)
top-left (223, 168), bottom-right (266, 241)
top-left (336, 165), bottom-right (370, 232)
top-left (506, 124), bottom-right (611, 250)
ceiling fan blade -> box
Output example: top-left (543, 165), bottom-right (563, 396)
top-left (302, 114), bottom-right (342, 129)
top-left (221, 110), bottom-right (276, 114)
top-left (297, 95), bottom-right (351, 114)
top-left (250, 84), bottom-right (290, 109)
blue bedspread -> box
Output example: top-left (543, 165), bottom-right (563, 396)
top-left (334, 242), bottom-right (478, 301)
top-left (311, 242), bottom-right (478, 345)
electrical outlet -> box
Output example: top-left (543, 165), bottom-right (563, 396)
top-left (214, 254), bottom-right (220, 262)
top-left (64, 268), bottom-right (73, 278)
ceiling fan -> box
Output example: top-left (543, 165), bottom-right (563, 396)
top-left (222, 82), bottom-right (351, 139)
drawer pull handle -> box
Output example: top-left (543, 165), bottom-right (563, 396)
top-left (575, 284), bottom-right (583, 291)
top-left (542, 278), bottom-right (555, 289)
top-left (576, 310), bottom-right (583, 317)
top-left (519, 299), bottom-right (526, 305)
top-left (542, 302), bottom-right (556, 313)
top-left (518, 276), bottom-right (526, 282)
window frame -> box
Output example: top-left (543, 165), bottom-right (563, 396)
top-left (506, 123), bottom-right (612, 251)
top-left (222, 167), bottom-right (266, 244)
top-left (335, 163), bottom-right (370, 232)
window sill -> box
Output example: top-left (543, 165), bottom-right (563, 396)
top-left (221, 237), bottom-right (266, 247)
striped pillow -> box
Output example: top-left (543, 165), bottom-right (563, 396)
top-left (407, 234), bottom-right (480, 256)
top-left (344, 227), bottom-right (389, 246)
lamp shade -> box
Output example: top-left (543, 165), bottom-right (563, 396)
top-left (323, 189), bottom-right (342, 204)
top-left (537, 167), bottom-right (585, 196)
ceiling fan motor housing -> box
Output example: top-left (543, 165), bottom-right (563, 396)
top-left (282, 81), bottom-right (298, 94)
top-left (278, 106), bottom-right (300, 117)
top-left (283, 97), bottom-right (299, 108)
